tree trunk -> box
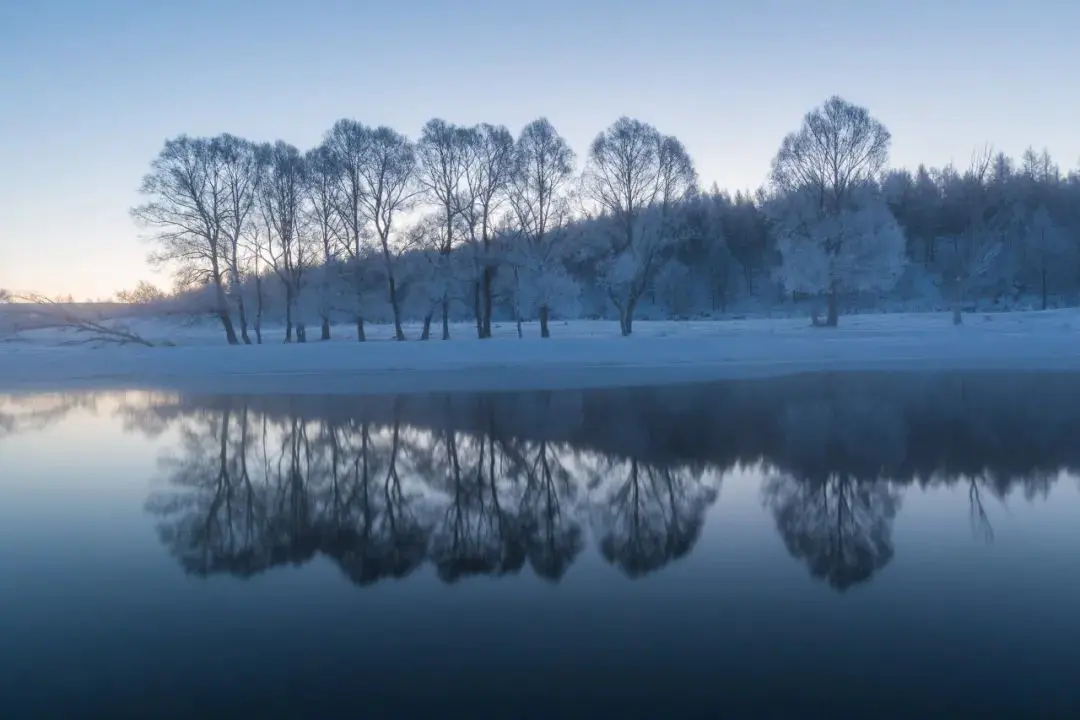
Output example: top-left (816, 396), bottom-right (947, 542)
top-left (474, 279), bottom-right (483, 338)
top-left (219, 310), bottom-right (240, 345)
top-left (213, 277), bottom-right (240, 345)
top-left (253, 275), bottom-right (264, 345)
top-left (1041, 265), bottom-right (1048, 310)
top-left (320, 318), bottom-right (331, 341)
top-left (621, 296), bottom-right (638, 336)
top-left (353, 263), bottom-right (365, 342)
top-left (236, 293), bottom-right (252, 345)
top-left (388, 275), bottom-right (405, 341)
top-left (284, 290), bottom-right (294, 343)
top-left (953, 277), bottom-right (964, 325)
top-left (421, 313), bottom-right (432, 340)
top-left (482, 267), bottom-right (494, 339)
top-left (441, 296), bottom-right (450, 340)
top-left (539, 304), bottom-right (550, 338)
top-left (825, 289), bottom-right (839, 327)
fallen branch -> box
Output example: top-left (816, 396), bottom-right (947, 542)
top-left (6, 293), bottom-right (161, 347)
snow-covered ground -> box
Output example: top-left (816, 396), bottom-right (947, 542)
top-left (2, 309), bottom-right (1079, 395)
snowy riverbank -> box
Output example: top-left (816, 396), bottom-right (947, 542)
top-left (2, 310), bottom-right (1080, 395)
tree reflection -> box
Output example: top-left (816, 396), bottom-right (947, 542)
top-left (427, 421), bottom-right (528, 583)
top-left (967, 476), bottom-right (995, 544)
top-left (319, 416), bottom-right (430, 585)
top-left (518, 440), bottom-right (583, 581)
top-left (129, 370), bottom-right (1080, 593)
top-left (0, 392), bottom-right (97, 441)
top-left (764, 475), bottom-right (900, 591)
top-left (590, 458), bottom-right (719, 578)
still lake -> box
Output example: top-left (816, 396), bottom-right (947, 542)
top-left (2, 371), bottom-right (1080, 718)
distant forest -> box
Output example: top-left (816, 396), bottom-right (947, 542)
top-left (122, 96), bottom-right (1080, 343)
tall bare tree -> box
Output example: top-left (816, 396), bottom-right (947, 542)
top-left (322, 119), bottom-right (370, 341)
top-left (258, 141), bottom-right (311, 342)
top-left (508, 118), bottom-right (576, 338)
top-left (132, 135), bottom-right (240, 344)
top-left (771, 96), bottom-right (891, 212)
top-left (356, 126), bottom-right (418, 341)
top-left (416, 119), bottom-right (470, 335)
top-left (304, 145), bottom-right (343, 341)
top-left (214, 133), bottom-right (261, 344)
top-left (458, 123), bottom-right (515, 339)
top-left (583, 117), bottom-right (697, 335)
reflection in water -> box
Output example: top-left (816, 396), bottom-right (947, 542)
top-left (142, 397), bottom-right (716, 586)
top-left (0, 392), bottom-right (100, 440)
top-left (13, 371), bottom-right (1080, 593)
top-left (764, 475), bottom-right (899, 591)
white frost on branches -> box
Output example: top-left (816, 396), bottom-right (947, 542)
top-left (771, 187), bottom-right (907, 301)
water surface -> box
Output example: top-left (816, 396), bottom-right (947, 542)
top-left (2, 371), bottom-right (1080, 717)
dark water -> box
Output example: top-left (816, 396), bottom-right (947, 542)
top-left (3, 371), bottom-right (1080, 718)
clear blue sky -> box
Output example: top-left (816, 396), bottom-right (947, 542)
top-left (2, 0), bottom-right (1077, 299)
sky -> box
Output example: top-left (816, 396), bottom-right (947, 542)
top-left (1, 0), bottom-right (1078, 299)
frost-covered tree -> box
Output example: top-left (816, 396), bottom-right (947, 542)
top-left (416, 119), bottom-right (470, 334)
top-left (355, 126), bottom-right (418, 341)
top-left (1021, 204), bottom-right (1072, 310)
top-left (214, 134), bottom-right (261, 344)
top-left (400, 214), bottom-right (455, 340)
top-left (936, 150), bottom-right (1011, 324)
top-left (322, 119), bottom-right (371, 341)
top-left (507, 118), bottom-right (577, 338)
top-left (257, 141), bottom-right (312, 342)
top-left (770, 96), bottom-right (893, 325)
top-left (132, 136), bottom-right (240, 344)
top-left (115, 280), bottom-right (166, 305)
top-left (304, 145), bottom-right (343, 340)
top-left (582, 117), bottom-right (697, 335)
top-left (770, 185), bottom-right (907, 320)
top-left (457, 124), bottom-right (515, 339)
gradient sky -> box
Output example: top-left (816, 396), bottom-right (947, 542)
top-left (2, 0), bottom-right (1078, 299)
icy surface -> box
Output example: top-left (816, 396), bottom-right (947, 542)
top-left (2, 310), bottom-right (1079, 395)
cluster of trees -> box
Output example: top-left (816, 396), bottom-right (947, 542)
top-left (132, 96), bottom-right (1080, 342)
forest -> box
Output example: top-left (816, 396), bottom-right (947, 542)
top-left (127, 95), bottom-right (1080, 343)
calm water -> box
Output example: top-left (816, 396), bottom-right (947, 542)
top-left (2, 371), bottom-right (1080, 718)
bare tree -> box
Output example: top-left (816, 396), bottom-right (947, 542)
top-left (771, 96), bottom-right (891, 210)
top-left (305, 145), bottom-right (343, 340)
top-left (582, 117), bottom-right (697, 335)
top-left (258, 141), bottom-right (312, 342)
top-left (356, 126), bottom-right (418, 341)
top-left (214, 134), bottom-right (261, 344)
top-left (322, 119), bottom-right (371, 341)
top-left (132, 135), bottom-right (240, 344)
top-left (769, 96), bottom-right (892, 326)
top-left (458, 124), bottom-right (516, 339)
top-left (508, 118), bottom-right (576, 338)
top-left (416, 119), bottom-right (470, 335)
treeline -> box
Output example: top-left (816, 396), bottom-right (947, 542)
top-left (130, 96), bottom-right (1080, 343)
